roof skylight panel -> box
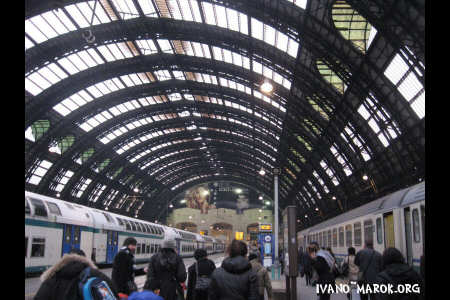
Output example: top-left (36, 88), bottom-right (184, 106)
top-left (158, 39), bottom-right (174, 54)
top-left (411, 92), bottom-right (425, 119)
top-left (154, 70), bottom-right (172, 81)
top-left (136, 39), bottom-right (158, 55)
top-left (111, 0), bottom-right (139, 19)
top-left (25, 18), bottom-right (52, 44)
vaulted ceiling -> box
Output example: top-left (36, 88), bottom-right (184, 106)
top-left (25, 0), bottom-right (425, 228)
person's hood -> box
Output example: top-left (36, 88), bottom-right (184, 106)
top-left (158, 250), bottom-right (178, 270)
top-left (40, 254), bottom-right (97, 282)
top-left (222, 256), bottom-right (252, 274)
top-left (384, 263), bottom-right (417, 279)
top-left (317, 249), bottom-right (334, 269)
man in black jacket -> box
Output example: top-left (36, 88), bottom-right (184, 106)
top-left (34, 248), bottom-right (118, 300)
top-left (306, 244), bottom-right (335, 300)
top-left (355, 241), bottom-right (383, 300)
top-left (144, 239), bottom-right (187, 300)
top-left (187, 248), bottom-right (216, 300)
top-left (112, 237), bottom-right (147, 295)
top-left (208, 239), bottom-right (258, 300)
top-left (374, 247), bottom-right (424, 300)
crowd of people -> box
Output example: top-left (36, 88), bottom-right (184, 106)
top-left (298, 241), bottom-right (425, 300)
top-left (33, 236), bottom-right (424, 300)
top-left (33, 238), bottom-right (272, 300)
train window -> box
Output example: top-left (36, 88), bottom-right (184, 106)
top-left (150, 244), bottom-right (154, 253)
top-left (412, 209), bottom-right (421, 242)
top-left (131, 222), bottom-right (137, 231)
top-left (73, 226), bottom-right (80, 243)
top-left (136, 243), bottom-right (141, 254)
top-left (150, 226), bottom-right (156, 234)
top-left (25, 198), bottom-right (31, 215)
top-left (420, 205), bottom-right (425, 248)
top-left (102, 213), bottom-right (113, 223)
top-left (354, 222), bottom-right (362, 246)
top-left (376, 217), bottom-right (383, 244)
top-left (339, 227), bottom-right (344, 247)
top-left (327, 230), bottom-right (332, 248)
top-left (141, 223), bottom-right (147, 233)
top-left (30, 198), bottom-right (48, 217)
top-left (31, 238), bottom-right (45, 257)
top-left (145, 224), bottom-right (151, 233)
top-left (25, 237), bottom-right (28, 257)
top-left (147, 244), bottom-right (150, 253)
top-left (332, 228), bottom-right (337, 247)
top-left (364, 220), bottom-right (373, 244)
top-left (319, 232), bottom-right (323, 247)
top-left (136, 222), bottom-right (143, 232)
top-left (345, 225), bottom-right (352, 247)
top-left (46, 202), bottom-right (62, 216)
top-left (124, 220), bottom-right (131, 231)
top-left (116, 218), bottom-right (124, 226)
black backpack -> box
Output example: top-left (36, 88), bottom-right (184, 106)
top-left (194, 262), bottom-right (211, 291)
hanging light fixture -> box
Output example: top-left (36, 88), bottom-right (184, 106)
top-left (260, 80), bottom-right (273, 93)
top-left (259, 168), bottom-right (266, 176)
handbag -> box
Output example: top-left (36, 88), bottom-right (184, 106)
top-left (194, 262), bottom-right (211, 291)
top-left (341, 257), bottom-right (349, 277)
top-left (357, 251), bottom-right (374, 282)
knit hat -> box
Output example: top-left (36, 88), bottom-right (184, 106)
top-left (162, 240), bottom-right (176, 250)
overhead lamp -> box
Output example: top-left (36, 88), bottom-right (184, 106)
top-left (235, 188), bottom-right (242, 194)
top-left (180, 199), bottom-right (187, 204)
top-left (259, 196), bottom-right (263, 200)
top-left (202, 190), bottom-right (210, 196)
top-left (155, 220), bottom-right (158, 223)
top-left (260, 80), bottom-right (273, 94)
top-left (332, 196), bottom-right (336, 200)
top-left (259, 209), bottom-right (262, 213)
top-left (259, 169), bottom-right (266, 176)
top-left (362, 174), bottom-right (369, 181)
top-left (265, 201), bottom-right (271, 206)
top-left (133, 187), bottom-right (139, 193)
top-left (315, 208), bottom-right (319, 211)
top-left (169, 204), bottom-right (174, 208)
top-left (56, 193), bottom-right (60, 198)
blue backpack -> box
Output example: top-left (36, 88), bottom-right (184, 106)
top-left (78, 267), bottom-right (117, 300)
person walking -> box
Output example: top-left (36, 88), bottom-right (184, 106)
top-left (208, 239), bottom-right (258, 300)
top-left (248, 252), bottom-right (272, 300)
top-left (354, 241), bottom-right (383, 300)
top-left (144, 239), bottom-right (187, 300)
top-left (34, 248), bottom-right (118, 300)
top-left (112, 237), bottom-right (147, 296)
top-left (306, 244), bottom-right (335, 300)
top-left (298, 246), bottom-right (313, 286)
top-left (374, 247), bottom-right (424, 300)
top-left (186, 248), bottom-right (216, 300)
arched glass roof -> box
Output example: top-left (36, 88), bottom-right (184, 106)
top-left (25, 0), bottom-right (425, 227)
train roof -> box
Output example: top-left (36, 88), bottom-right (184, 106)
top-left (299, 181), bottom-right (425, 234)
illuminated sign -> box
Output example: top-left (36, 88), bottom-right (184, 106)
top-left (235, 231), bottom-right (244, 240)
top-left (199, 231), bottom-right (205, 236)
top-left (259, 224), bottom-right (272, 231)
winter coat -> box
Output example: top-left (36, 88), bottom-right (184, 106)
top-left (144, 249), bottom-right (187, 300)
top-left (374, 263), bottom-right (424, 300)
top-left (311, 255), bottom-right (335, 286)
top-left (128, 290), bottom-right (164, 300)
top-left (187, 258), bottom-right (216, 300)
top-left (354, 248), bottom-right (383, 284)
top-left (249, 258), bottom-right (273, 300)
top-left (298, 251), bottom-right (312, 276)
top-left (34, 253), bottom-right (118, 300)
top-left (208, 256), bottom-right (258, 300)
top-left (112, 246), bottom-right (146, 295)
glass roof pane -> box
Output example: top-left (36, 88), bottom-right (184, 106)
top-left (111, 0), bottom-right (139, 19)
top-left (137, 0), bottom-right (157, 16)
top-left (251, 18), bottom-right (263, 40)
top-left (398, 72), bottom-right (422, 101)
top-left (158, 39), bottom-right (174, 53)
top-left (411, 92), bottom-right (425, 119)
top-left (384, 54), bottom-right (409, 84)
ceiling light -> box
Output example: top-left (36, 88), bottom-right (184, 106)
top-left (169, 204), bottom-right (174, 208)
top-left (362, 174), bottom-right (369, 181)
top-left (260, 81), bottom-right (273, 93)
top-left (332, 196), bottom-right (336, 200)
top-left (235, 188), bottom-right (242, 194)
top-left (315, 208), bottom-right (319, 211)
top-left (265, 201), bottom-right (271, 205)
top-left (180, 199), bottom-right (187, 204)
top-left (259, 196), bottom-right (263, 200)
top-left (259, 169), bottom-right (266, 176)
top-left (56, 193), bottom-right (60, 198)
top-left (133, 187), bottom-right (139, 193)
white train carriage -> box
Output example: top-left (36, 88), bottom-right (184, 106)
top-left (26, 190), bottom-right (224, 274)
top-left (297, 181), bottom-right (425, 271)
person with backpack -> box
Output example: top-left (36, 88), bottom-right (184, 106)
top-left (374, 247), bottom-right (424, 300)
top-left (112, 237), bottom-right (147, 296)
top-left (34, 248), bottom-right (118, 300)
top-left (248, 251), bottom-right (272, 300)
top-left (144, 239), bottom-right (187, 300)
top-left (186, 248), bottom-right (216, 300)
top-left (341, 247), bottom-right (359, 299)
top-left (128, 280), bottom-right (164, 300)
top-left (354, 241), bottom-right (383, 300)
top-left (208, 239), bottom-right (258, 300)
top-left (306, 244), bottom-right (335, 300)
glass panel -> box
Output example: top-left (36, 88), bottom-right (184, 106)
top-left (25, 237), bottom-right (29, 257)
top-left (354, 222), bottom-right (361, 246)
top-left (30, 198), bottom-right (48, 217)
top-left (412, 209), bottom-right (420, 242)
top-left (31, 238), bottom-right (45, 257)
top-left (46, 202), bottom-right (62, 216)
top-left (73, 226), bottom-right (80, 243)
top-left (376, 217), bottom-right (383, 244)
top-left (332, 228), bottom-right (337, 247)
top-left (364, 219), bottom-right (373, 244)
top-left (26, 198), bottom-right (31, 215)
top-left (345, 224), bottom-right (352, 247)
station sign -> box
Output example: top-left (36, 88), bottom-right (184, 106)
top-left (235, 231), bottom-right (244, 240)
top-left (259, 223), bottom-right (272, 232)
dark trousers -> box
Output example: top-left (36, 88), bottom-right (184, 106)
top-left (305, 272), bottom-right (311, 286)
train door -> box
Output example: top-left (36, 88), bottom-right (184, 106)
top-left (404, 208), bottom-right (413, 265)
top-left (106, 230), bottom-right (119, 263)
top-left (62, 224), bottom-right (81, 256)
top-left (383, 212), bottom-right (395, 248)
